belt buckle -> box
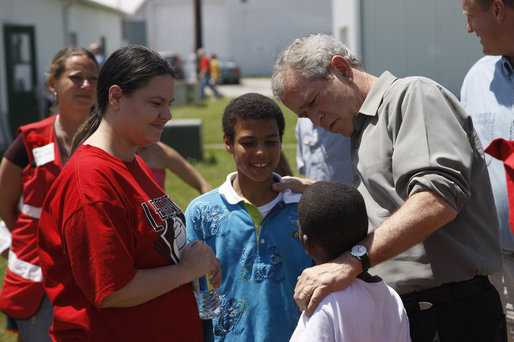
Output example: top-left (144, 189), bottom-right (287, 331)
top-left (418, 301), bottom-right (433, 311)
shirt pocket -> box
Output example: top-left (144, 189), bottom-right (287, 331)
top-left (473, 112), bottom-right (495, 166)
top-left (360, 157), bottom-right (399, 219)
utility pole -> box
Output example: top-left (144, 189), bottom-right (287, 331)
top-left (194, 0), bottom-right (202, 52)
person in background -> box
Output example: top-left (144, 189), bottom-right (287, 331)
top-left (271, 33), bottom-right (506, 342)
top-left (185, 93), bottom-right (312, 341)
top-left (461, 0), bottom-right (514, 339)
top-left (37, 45), bottom-right (221, 341)
top-left (136, 141), bottom-right (212, 194)
top-left (197, 48), bottom-right (222, 100)
top-left (210, 54), bottom-right (221, 85)
top-left (295, 118), bottom-right (352, 183)
top-left (0, 47), bottom-right (99, 342)
top-left (291, 181), bottom-right (410, 342)
top-left (88, 43), bottom-right (105, 67)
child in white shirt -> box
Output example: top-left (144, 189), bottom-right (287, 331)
top-left (290, 181), bottom-right (411, 342)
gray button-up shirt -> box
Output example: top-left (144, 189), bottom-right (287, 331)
top-left (352, 71), bottom-right (502, 294)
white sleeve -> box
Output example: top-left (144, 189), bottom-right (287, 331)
top-left (0, 221), bottom-right (12, 254)
top-left (289, 305), bottom-right (336, 342)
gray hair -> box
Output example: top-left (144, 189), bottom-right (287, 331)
top-left (271, 33), bottom-right (362, 100)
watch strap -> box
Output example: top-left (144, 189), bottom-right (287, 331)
top-left (358, 253), bottom-right (370, 272)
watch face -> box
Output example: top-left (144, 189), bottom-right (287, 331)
top-left (351, 245), bottom-right (367, 257)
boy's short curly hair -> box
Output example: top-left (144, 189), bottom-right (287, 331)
top-left (298, 181), bottom-right (368, 261)
top-left (222, 93), bottom-right (285, 144)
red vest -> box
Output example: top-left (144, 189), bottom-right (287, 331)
top-left (0, 115), bottom-right (63, 318)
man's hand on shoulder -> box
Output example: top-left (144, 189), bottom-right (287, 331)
top-left (272, 176), bottom-right (316, 194)
top-left (294, 252), bottom-right (361, 317)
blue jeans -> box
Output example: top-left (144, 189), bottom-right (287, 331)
top-left (15, 294), bottom-right (52, 342)
top-left (199, 73), bottom-right (222, 99)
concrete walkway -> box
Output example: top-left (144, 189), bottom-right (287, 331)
top-left (217, 78), bottom-right (272, 98)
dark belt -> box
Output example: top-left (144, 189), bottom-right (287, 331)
top-left (400, 275), bottom-right (491, 312)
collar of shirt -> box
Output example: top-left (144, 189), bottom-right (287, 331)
top-left (219, 172), bottom-right (301, 205)
top-left (501, 56), bottom-right (513, 80)
top-left (353, 71), bottom-right (398, 135)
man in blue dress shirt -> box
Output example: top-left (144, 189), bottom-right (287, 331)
top-left (295, 118), bottom-right (353, 184)
top-left (461, 0), bottom-right (514, 339)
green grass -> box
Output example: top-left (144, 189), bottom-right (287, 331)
top-left (0, 82), bottom-right (299, 341)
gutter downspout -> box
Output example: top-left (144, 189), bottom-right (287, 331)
top-left (63, 0), bottom-right (76, 46)
top-left (358, 0), bottom-right (364, 67)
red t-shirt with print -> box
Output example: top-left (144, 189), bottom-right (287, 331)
top-left (38, 144), bottom-right (202, 341)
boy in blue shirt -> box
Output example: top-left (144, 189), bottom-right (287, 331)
top-left (186, 93), bottom-right (312, 341)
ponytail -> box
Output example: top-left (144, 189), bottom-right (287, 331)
top-left (71, 110), bottom-right (102, 154)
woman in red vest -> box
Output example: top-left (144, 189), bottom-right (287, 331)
top-left (0, 47), bottom-right (99, 341)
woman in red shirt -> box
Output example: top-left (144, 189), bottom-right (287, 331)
top-left (38, 45), bottom-right (221, 341)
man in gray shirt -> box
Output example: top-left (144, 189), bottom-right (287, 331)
top-left (271, 33), bottom-right (506, 341)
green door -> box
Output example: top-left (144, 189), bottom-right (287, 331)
top-left (3, 25), bottom-right (39, 137)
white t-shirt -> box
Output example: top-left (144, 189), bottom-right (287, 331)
top-left (290, 278), bottom-right (411, 342)
top-left (257, 191), bottom-right (283, 218)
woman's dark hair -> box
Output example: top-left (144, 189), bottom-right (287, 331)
top-left (71, 45), bottom-right (176, 153)
top-left (222, 92), bottom-right (285, 144)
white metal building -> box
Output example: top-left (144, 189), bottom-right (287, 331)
top-left (131, 0), bottom-right (333, 77)
top-left (1, 0), bottom-right (482, 151)
top-left (0, 0), bottom-right (127, 150)
top-left (332, 0), bottom-right (484, 98)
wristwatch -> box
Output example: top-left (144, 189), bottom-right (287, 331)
top-left (350, 245), bottom-right (370, 272)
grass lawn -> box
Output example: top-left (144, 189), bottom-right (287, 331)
top-left (0, 84), bottom-right (300, 341)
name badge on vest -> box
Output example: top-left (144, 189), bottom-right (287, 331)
top-left (32, 143), bottom-right (55, 166)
